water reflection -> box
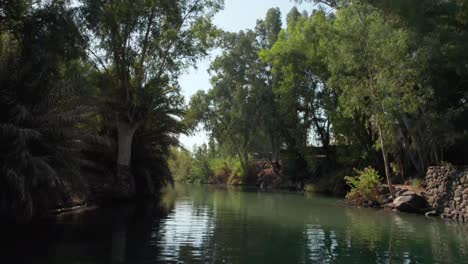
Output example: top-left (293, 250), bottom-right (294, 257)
top-left (157, 201), bottom-right (215, 262)
top-left (1, 184), bottom-right (467, 264)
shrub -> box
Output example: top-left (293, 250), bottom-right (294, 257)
top-left (411, 178), bottom-right (423, 188)
top-left (210, 157), bottom-right (245, 185)
top-left (344, 167), bottom-right (382, 205)
top-left (168, 147), bottom-right (194, 182)
top-left (304, 184), bottom-right (316, 193)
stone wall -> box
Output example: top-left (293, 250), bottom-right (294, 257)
top-left (425, 166), bottom-right (468, 222)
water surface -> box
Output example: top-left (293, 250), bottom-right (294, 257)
top-left (2, 184), bottom-right (468, 263)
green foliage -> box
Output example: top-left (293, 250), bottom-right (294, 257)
top-left (2, 0), bottom-right (468, 221)
top-left (260, 9), bottom-right (336, 178)
top-left (168, 143), bottom-right (246, 185)
top-left (344, 167), bottom-right (382, 204)
top-left (0, 1), bottom-right (95, 220)
top-left (411, 178), bottom-right (423, 188)
top-left (210, 157), bottom-right (244, 185)
top-left (0, 0), bottom-right (223, 220)
top-left (191, 144), bottom-right (214, 183)
top-left (168, 147), bottom-right (193, 182)
top-left (186, 1), bottom-right (468, 192)
top-left (187, 10), bottom-right (282, 174)
top-left (304, 184), bottom-right (317, 193)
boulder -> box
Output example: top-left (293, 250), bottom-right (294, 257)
top-left (366, 200), bottom-right (381, 208)
top-left (377, 185), bottom-right (390, 195)
top-left (393, 193), bottom-right (429, 214)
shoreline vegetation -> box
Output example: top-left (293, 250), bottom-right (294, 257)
top-left (1, 0), bottom-right (467, 223)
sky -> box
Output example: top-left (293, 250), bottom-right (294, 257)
top-left (178, 0), bottom-right (315, 150)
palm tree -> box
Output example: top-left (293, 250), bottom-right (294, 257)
top-left (0, 1), bottom-right (91, 221)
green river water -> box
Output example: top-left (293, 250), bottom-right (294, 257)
top-left (2, 184), bottom-right (468, 263)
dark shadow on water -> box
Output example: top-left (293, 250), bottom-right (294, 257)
top-left (0, 199), bottom-right (176, 264)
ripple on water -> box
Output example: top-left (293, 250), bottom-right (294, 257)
top-left (156, 201), bottom-right (215, 262)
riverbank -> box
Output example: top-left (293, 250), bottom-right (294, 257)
top-left (9, 165), bottom-right (467, 226)
top-left (176, 165), bottom-right (468, 224)
top-left (342, 166), bottom-right (468, 223)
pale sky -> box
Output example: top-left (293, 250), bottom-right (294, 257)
top-left (178, 0), bottom-right (315, 150)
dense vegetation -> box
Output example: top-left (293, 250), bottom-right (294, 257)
top-left (173, 0), bottom-right (468, 195)
top-left (0, 0), bottom-right (223, 221)
top-left (1, 0), bottom-right (468, 221)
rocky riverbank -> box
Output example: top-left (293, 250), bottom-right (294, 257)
top-left (425, 166), bottom-right (468, 222)
top-left (352, 166), bottom-right (468, 223)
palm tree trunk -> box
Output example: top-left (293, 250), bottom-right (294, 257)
top-left (115, 119), bottom-right (138, 199)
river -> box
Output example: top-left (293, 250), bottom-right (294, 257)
top-left (2, 184), bottom-right (468, 263)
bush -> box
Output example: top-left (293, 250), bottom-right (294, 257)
top-left (411, 178), bottom-right (423, 188)
top-left (344, 167), bottom-right (382, 205)
top-left (168, 147), bottom-right (194, 182)
top-left (168, 144), bottom-right (248, 185)
top-left (304, 184), bottom-right (316, 193)
top-left (210, 157), bottom-right (244, 185)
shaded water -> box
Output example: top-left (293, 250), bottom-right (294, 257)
top-left (2, 184), bottom-right (468, 263)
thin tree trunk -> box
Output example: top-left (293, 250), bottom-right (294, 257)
top-left (378, 122), bottom-right (395, 198)
top-left (401, 115), bottom-right (426, 177)
top-left (115, 119), bottom-right (138, 199)
top-left (368, 76), bottom-right (395, 198)
top-left (397, 124), bottom-right (421, 177)
top-left (269, 132), bottom-right (277, 162)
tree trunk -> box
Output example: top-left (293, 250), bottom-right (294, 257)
top-left (269, 132), bottom-right (278, 162)
top-left (396, 124), bottom-right (421, 178)
top-left (378, 123), bottom-right (395, 198)
top-left (243, 151), bottom-right (250, 176)
top-left (115, 119), bottom-right (138, 199)
top-left (401, 115), bottom-right (426, 177)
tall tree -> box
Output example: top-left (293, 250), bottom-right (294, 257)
top-left (326, 3), bottom-right (429, 196)
top-left (0, 0), bottom-right (90, 220)
top-left (187, 30), bottom-right (262, 175)
top-left (79, 0), bottom-right (223, 197)
top-left (261, 10), bottom-right (335, 152)
top-left (255, 8), bottom-right (282, 161)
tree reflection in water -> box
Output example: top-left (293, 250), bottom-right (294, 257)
top-left (1, 184), bottom-right (467, 264)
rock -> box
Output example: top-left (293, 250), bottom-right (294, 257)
top-left (377, 185), bottom-right (390, 195)
top-left (437, 185), bottom-right (445, 193)
top-left (425, 210), bottom-right (438, 217)
top-left (367, 200), bottom-right (381, 208)
top-left (460, 201), bottom-right (466, 209)
top-left (455, 187), bottom-right (463, 197)
top-left (428, 197), bottom-right (435, 204)
top-left (396, 189), bottom-right (408, 196)
top-left (463, 188), bottom-right (468, 195)
top-left (383, 197), bottom-right (393, 204)
top-left (393, 194), bottom-right (429, 214)
top-left (401, 191), bottom-right (416, 196)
